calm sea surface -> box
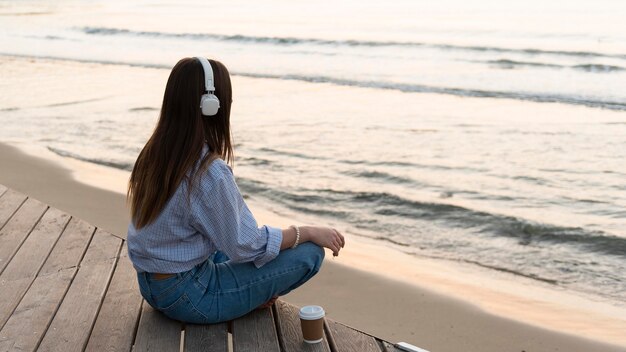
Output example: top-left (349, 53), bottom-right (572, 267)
top-left (1, 0), bottom-right (625, 305)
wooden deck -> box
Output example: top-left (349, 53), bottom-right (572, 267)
top-left (0, 184), bottom-right (407, 352)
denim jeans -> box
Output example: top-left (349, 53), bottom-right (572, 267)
top-left (137, 242), bottom-right (324, 323)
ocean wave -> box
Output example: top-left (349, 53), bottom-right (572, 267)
top-left (487, 59), bottom-right (561, 69)
top-left (257, 147), bottom-right (324, 160)
top-left (0, 53), bottom-right (171, 70)
top-left (129, 106), bottom-right (158, 111)
top-left (236, 72), bottom-right (626, 111)
top-left (239, 156), bottom-right (273, 166)
top-left (485, 59), bottom-right (625, 72)
top-left (459, 259), bottom-right (560, 285)
top-left (47, 146), bottom-right (133, 171)
top-left (4, 53), bottom-right (625, 111)
top-left (0, 11), bottom-right (53, 16)
top-left (350, 191), bottom-right (626, 257)
top-left (236, 177), bottom-right (626, 257)
top-left (511, 175), bottom-right (552, 186)
top-left (79, 26), bottom-right (626, 60)
top-left (341, 170), bottom-right (418, 185)
top-left (340, 159), bottom-right (489, 173)
top-left (45, 97), bottom-right (107, 108)
top-left (573, 64), bottom-right (625, 73)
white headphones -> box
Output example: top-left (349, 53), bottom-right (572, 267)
top-left (196, 57), bottom-right (220, 116)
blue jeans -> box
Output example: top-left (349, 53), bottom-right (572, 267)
top-left (137, 242), bottom-right (324, 323)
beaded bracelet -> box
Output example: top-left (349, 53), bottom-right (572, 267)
top-left (291, 225), bottom-right (301, 249)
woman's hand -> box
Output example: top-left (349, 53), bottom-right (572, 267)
top-left (301, 226), bottom-right (345, 256)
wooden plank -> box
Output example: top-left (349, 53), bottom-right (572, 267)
top-left (183, 323), bottom-right (229, 352)
top-left (325, 319), bottom-right (382, 352)
top-left (0, 188), bottom-right (26, 231)
top-left (273, 300), bottom-right (331, 352)
top-left (37, 229), bottom-right (122, 352)
top-left (0, 198), bottom-right (47, 274)
top-left (85, 245), bottom-right (143, 352)
top-left (0, 217), bottom-right (95, 352)
top-left (232, 308), bottom-right (280, 352)
top-left (0, 208), bottom-right (70, 328)
top-left (132, 303), bottom-right (182, 352)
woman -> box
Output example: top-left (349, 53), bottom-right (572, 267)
top-left (126, 57), bottom-right (345, 324)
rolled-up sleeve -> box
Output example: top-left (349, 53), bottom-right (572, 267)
top-left (190, 160), bottom-right (283, 268)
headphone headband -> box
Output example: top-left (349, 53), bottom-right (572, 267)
top-left (195, 57), bottom-right (220, 116)
top-left (196, 57), bottom-right (215, 92)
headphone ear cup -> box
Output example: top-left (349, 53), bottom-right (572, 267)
top-left (200, 93), bottom-right (220, 116)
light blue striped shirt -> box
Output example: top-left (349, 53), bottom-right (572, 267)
top-left (127, 149), bottom-right (283, 273)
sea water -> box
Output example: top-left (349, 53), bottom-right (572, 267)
top-left (0, 0), bottom-right (625, 305)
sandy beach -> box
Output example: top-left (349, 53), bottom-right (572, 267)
top-left (1, 141), bottom-right (624, 352)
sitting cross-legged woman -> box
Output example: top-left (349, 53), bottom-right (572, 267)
top-left (126, 57), bottom-right (345, 323)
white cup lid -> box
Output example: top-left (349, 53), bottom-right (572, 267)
top-left (299, 305), bottom-right (325, 320)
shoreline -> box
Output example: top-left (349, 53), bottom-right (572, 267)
top-left (1, 141), bottom-right (625, 352)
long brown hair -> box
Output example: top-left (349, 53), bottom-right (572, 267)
top-left (128, 57), bottom-right (234, 229)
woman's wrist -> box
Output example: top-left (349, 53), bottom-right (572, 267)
top-left (280, 225), bottom-right (310, 250)
top-left (290, 225), bottom-right (301, 248)
top-left (298, 226), bottom-right (312, 243)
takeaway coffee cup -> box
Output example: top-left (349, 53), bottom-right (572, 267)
top-left (299, 305), bottom-right (325, 343)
